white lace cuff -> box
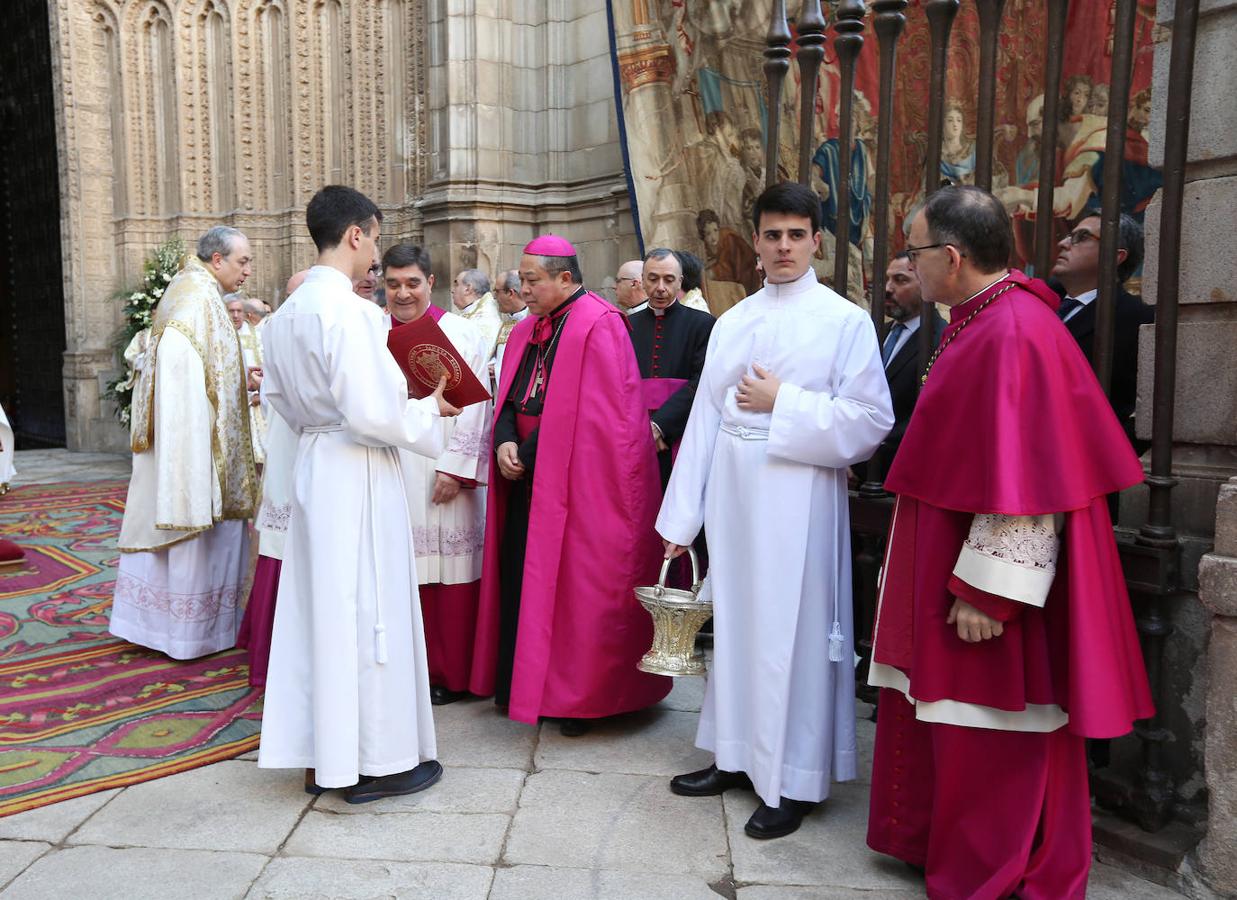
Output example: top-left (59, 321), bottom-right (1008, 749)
top-left (952, 513), bottom-right (1060, 608)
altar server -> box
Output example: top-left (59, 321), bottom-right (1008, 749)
top-left (658, 182), bottom-right (893, 839)
top-left (382, 243), bottom-right (491, 706)
top-left (111, 227), bottom-right (258, 659)
top-left (258, 186), bottom-right (458, 801)
top-left (470, 234), bottom-right (671, 736)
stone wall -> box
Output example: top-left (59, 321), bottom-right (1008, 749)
top-left (48, 0), bottom-right (635, 452)
top-left (1136, 0), bottom-right (1237, 894)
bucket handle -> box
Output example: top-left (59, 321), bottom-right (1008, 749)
top-left (655, 547), bottom-right (701, 596)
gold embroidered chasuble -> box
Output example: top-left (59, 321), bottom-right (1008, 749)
top-left (121, 255), bottom-right (257, 551)
top-left (457, 292), bottom-right (503, 360)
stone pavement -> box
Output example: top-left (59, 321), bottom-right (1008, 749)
top-left (0, 450), bottom-right (1185, 898)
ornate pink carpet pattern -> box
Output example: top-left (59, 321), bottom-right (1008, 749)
top-left (0, 480), bottom-right (261, 816)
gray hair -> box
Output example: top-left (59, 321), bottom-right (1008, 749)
top-left (1116, 213), bottom-right (1144, 283)
top-left (459, 268), bottom-right (491, 297)
top-left (499, 269), bottom-right (521, 293)
top-left (241, 298), bottom-right (267, 317)
top-left (222, 292), bottom-right (244, 306)
top-left (196, 226), bottom-right (245, 263)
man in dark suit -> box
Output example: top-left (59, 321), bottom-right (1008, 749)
top-left (1050, 212), bottom-right (1154, 439)
top-left (861, 252), bottom-right (944, 484)
top-left (629, 248), bottom-right (715, 487)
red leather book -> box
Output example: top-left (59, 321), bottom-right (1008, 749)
top-left (387, 314), bottom-right (491, 408)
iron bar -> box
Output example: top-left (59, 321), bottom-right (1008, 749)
top-left (1119, 0), bottom-right (1199, 834)
top-left (1033, 0), bottom-right (1069, 277)
top-left (1093, 0), bottom-right (1139, 397)
top-left (973, 0), bottom-right (1007, 191)
top-left (1142, 0), bottom-right (1198, 547)
top-left (919, 1), bottom-right (959, 380)
top-left (859, 0), bottom-right (908, 497)
top-left (764, 2), bottom-right (793, 189)
top-left (831, 1), bottom-right (868, 297)
top-left (795, 1), bottom-right (828, 186)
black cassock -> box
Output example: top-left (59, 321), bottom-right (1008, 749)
top-left (628, 301), bottom-right (714, 488)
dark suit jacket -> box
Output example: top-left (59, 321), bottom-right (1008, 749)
top-left (860, 310), bottom-right (945, 482)
top-left (629, 303), bottom-right (714, 445)
top-left (1057, 286), bottom-right (1154, 424)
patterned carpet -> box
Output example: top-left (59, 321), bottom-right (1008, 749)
top-left (0, 480), bottom-right (261, 816)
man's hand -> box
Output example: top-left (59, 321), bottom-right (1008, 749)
top-left (246, 366), bottom-right (263, 392)
top-left (947, 598), bottom-right (1005, 643)
top-left (735, 364), bottom-right (781, 413)
top-left (432, 375), bottom-right (461, 418)
top-left (651, 421), bottom-right (669, 452)
top-left (663, 540), bottom-right (686, 560)
top-left (496, 441), bottom-right (525, 481)
top-left (432, 473), bottom-right (462, 505)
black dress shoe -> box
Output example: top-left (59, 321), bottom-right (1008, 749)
top-left (304, 768), bottom-right (327, 796)
top-left (744, 797), bottom-right (817, 839)
top-left (344, 760), bottom-right (443, 804)
top-left (559, 718), bottom-right (592, 737)
top-left (670, 764), bottom-right (753, 797)
top-left (430, 685), bottom-right (466, 706)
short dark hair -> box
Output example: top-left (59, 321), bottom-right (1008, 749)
top-left (891, 250), bottom-right (910, 262)
top-left (306, 185), bottom-right (383, 253)
top-left (382, 243), bottom-right (431, 277)
top-left (644, 247), bottom-right (681, 269)
top-left (675, 250), bottom-right (703, 292)
top-left (921, 185), bottom-right (1011, 274)
top-left (534, 255), bottom-right (582, 285)
top-left (696, 209), bottom-right (721, 240)
top-left (752, 181), bottom-right (821, 236)
top-left (1079, 212), bottom-right (1144, 283)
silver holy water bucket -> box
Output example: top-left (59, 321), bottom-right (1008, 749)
top-left (634, 549), bottom-right (711, 677)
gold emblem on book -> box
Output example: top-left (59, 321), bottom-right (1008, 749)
top-left (407, 344), bottom-right (462, 391)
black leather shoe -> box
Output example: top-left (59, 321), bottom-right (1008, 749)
top-left (744, 797), bottom-right (817, 839)
top-left (670, 764), bottom-right (753, 797)
top-left (304, 768), bottom-right (327, 796)
top-left (344, 760), bottom-right (443, 804)
top-left (559, 718), bottom-right (592, 737)
top-left (430, 685), bottom-right (467, 706)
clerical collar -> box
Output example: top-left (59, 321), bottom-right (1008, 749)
top-left (949, 271), bottom-right (1011, 323)
top-left (510, 307), bottom-right (530, 320)
top-left (762, 267), bottom-right (819, 301)
top-left (545, 286), bottom-right (585, 319)
top-left (652, 299), bottom-right (678, 318)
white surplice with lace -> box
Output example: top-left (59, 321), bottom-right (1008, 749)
top-left (384, 311), bottom-right (491, 586)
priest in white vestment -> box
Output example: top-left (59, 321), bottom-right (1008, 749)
top-left (111, 227), bottom-right (259, 659)
top-left (450, 268), bottom-right (503, 360)
top-left (658, 183), bottom-right (893, 840)
top-left (381, 244), bottom-right (490, 705)
top-left (491, 268), bottom-right (529, 396)
top-left (258, 186), bottom-right (459, 802)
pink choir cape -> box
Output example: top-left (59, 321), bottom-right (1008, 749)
top-left (470, 291), bottom-right (670, 722)
top-left (877, 270), bottom-right (1153, 738)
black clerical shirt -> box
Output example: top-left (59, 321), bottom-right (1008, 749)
top-left (628, 300), bottom-right (714, 445)
top-left (493, 287), bottom-right (584, 469)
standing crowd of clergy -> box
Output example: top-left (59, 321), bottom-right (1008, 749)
top-left (108, 178), bottom-right (1151, 897)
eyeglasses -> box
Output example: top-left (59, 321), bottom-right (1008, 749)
top-left (618, 277), bottom-right (641, 286)
top-left (1065, 228), bottom-right (1098, 246)
top-left (904, 242), bottom-right (955, 264)
top-left (368, 265), bottom-right (382, 276)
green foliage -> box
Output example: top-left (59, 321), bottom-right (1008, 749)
top-left (103, 239), bottom-right (186, 427)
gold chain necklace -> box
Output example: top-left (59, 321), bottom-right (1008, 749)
top-left (920, 281), bottom-right (1018, 386)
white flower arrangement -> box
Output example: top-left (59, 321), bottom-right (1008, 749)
top-left (105, 238), bottom-right (186, 427)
